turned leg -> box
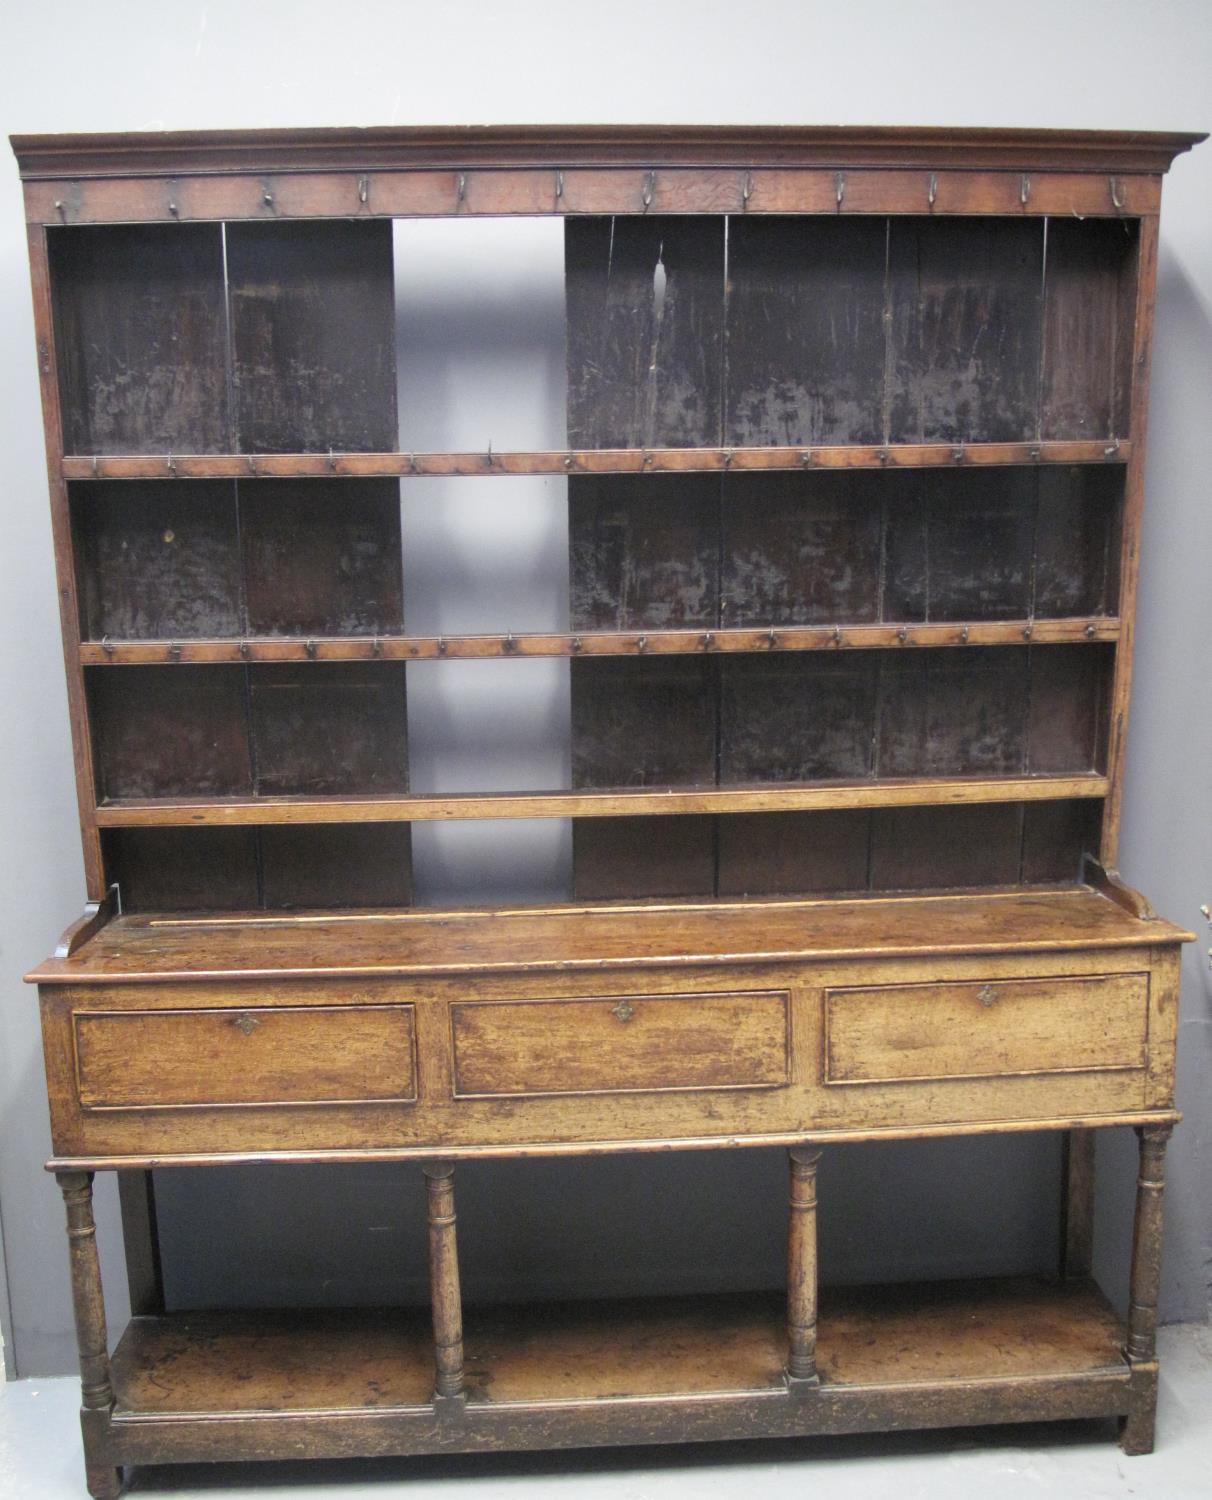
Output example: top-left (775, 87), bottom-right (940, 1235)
top-left (423, 1162), bottom-right (465, 1401)
top-left (786, 1146), bottom-right (822, 1387)
top-left (56, 1171), bottom-right (123, 1499)
top-left (1119, 1124), bottom-right (1171, 1455)
top-left (1059, 1128), bottom-right (1095, 1280)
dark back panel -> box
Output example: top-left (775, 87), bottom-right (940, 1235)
top-left (89, 665), bottom-right (252, 800)
top-left (884, 468), bottom-right (1037, 621)
top-left (240, 478), bottom-right (405, 636)
top-left (888, 218), bottom-right (1044, 443)
top-left (50, 223), bottom-right (230, 454)
top-left (720, 654), bottom-right (878, 782)
top-left (249, 661), bottom-right (409, 796)
top-left (569, 473), bottom-right (719, 631)
top-left (572, 816), bottom-right (716, 900)
top-left (1033, 466), bottom-right (1119, 618)
top-left (103, 827), bottom-right (260, 912)
top-left (877, 647), bottom-right (1031, 777)
top-left (725, 217), bottom-right (887, 446)
top-left (868, 803), bottom-right (1025, 889)
top-left (74, 481), bottom-right (241, 640)
top-left (226, 220), bottom-right (398, 453)
top-left (721, 471), bottom-right (884, 626)
top-left (259, 824), bottom-right (413, 908)
top-left (570, 656), bottom-right (717, 789)
top-left (1041, 218), bottom-right (1138, 440)
top-left (717, 809), bottom-right (871, 897)
top-left (566, 216), bottom-right (725, 447)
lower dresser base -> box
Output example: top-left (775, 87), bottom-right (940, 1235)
top-left (88, 1277), bottom-right (1144, 1479)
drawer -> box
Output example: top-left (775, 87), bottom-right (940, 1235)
top-left (73, 1003), bottom-right (417, 1110)
top-left (824, 973), bottom-right (1148, 1086)
top-left (451, 990), bottom-right (789, 1099)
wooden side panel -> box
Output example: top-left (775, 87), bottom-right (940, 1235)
top-left (88, 665), bottom-right (252, 799)
top-left (877, 648), bottom-right (1030, 776)
top-left (888, 218), bottom-right (1043, 443)
top-left (724, 217), bottom-right (887, 446)
top-left (869, 804), bottom-right (1024, 889)
top-left (48, 223), bottom-right (230, 455)
top-left (226, 220), bottom-right (398, 453)
top-left (249, 662), bottom-right (408, 796)
top-left (259, 824), bottom-right (413, 908)
top-left (565, 216), bottom-right (725, 448)
top-left (1041, 218), bottom-right (1138, 441)
top-left (719, 654), bottom-right (877, 782)
top-left (825, 973), bottom-right (1148, 1084)
top-left (74, 1004), bottom-right (417, 1107)
top-left (572, 816), bottom-right (715, 900)
top-left (102, 827), bottom-right (260, 911)
top-left (74, 481), bottom-right (241, 640)
top-left (570, 656), bottom-right (716, 788)
top-left (240, 478), bottom-right (404, 636)
top-left (568, 473), bottom-right (719, 630)
top-left (450, 990), bottom-right (789, 1098)
top-left (717, 810), bottom-right (870, 896)
top-left (721, 471), bottom-right (883, 625)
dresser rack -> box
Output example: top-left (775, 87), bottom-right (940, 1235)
top-left (13, 123), bottom-right (1202, 1497)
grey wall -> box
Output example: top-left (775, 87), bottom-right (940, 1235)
top-left (1, 0), bottom-right (1209, 1379)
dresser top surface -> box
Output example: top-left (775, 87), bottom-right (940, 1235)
top-left (27, 886), bottom-right (1191, 986)
top-left (10, 124), bottom-right (1205, 180)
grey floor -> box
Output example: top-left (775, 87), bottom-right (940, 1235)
top-left (2, 1323), bottom-right (1211, 1499)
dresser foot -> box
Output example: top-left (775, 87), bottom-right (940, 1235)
top-left (1119, 1363), bottom-right (1159, 1455)
top-left (84, 1462), bottom-right (124, 1499)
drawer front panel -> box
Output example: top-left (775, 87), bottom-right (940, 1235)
top-left (451, 990), bottom-right (789, 1099)
top-left (74, 1004), bottom-right (417, 1109)
top-left (825, 973), bottom-right (1148, 1085)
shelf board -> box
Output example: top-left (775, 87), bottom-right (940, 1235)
top-left (62, 440), bottom-right (1129, 482)
top-left (103, 1278), bottom-right (1130, 1464)
top-left (79, 617), bottom-right (1120, 666)
top-left (93, 774), bottom-right (1110, 829)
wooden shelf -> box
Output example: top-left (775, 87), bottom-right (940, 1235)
top-left (79, 617), bottom-right (1121, 666)
top-left (102, 1278), bottom-right (1129, 1463)
top-left (94, 774), bottom-right (1110, 828)
top-left (62, 440), bottom-right (1130, 482)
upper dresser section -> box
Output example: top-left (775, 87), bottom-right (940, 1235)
top-left (13, 125), bottom-right (1203, 476)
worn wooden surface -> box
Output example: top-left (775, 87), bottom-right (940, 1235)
top-left (31, 886), bottom-right (1186, 985)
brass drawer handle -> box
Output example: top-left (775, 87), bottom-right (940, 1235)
top-left (232, 1012), bottom-right (261, 1035)
top-left (977, 985), bottom-right (998, 1008)
top-left (610, 1000), bottom-right (636, 1024)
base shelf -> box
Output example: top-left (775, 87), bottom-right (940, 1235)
top-left (103, 1277), bottom-right (1131, 1467)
